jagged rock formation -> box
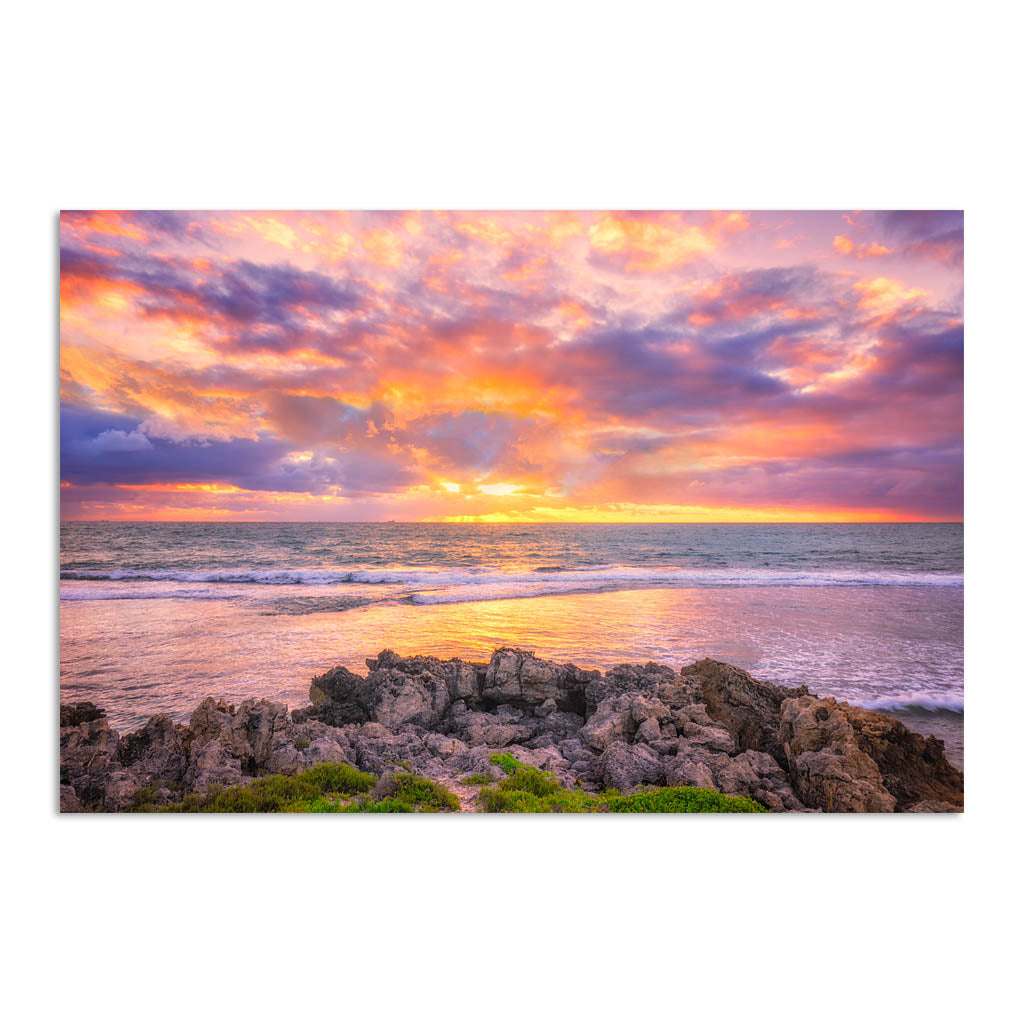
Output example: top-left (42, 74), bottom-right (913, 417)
top-left (59, 649), bottom-right (964, 813)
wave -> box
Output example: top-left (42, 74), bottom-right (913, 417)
top-left (60, 565), bottom-right (965, 592)
top-left (60, 587), bottom-right (237, 602)
top-left (855, 694), bottom-right (964, 714)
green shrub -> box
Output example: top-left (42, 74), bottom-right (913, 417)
top-left (479, 787), bottom-right (547, 812)
top-left (128, 785), bottom-right (161, 811)
top-left (308, 796), bottom-right (345, 813)
top-left (341, 796), bottom-right (417, 813)
top-left (460, 773), bottom-right (492, 786)
top-left (385, 773), bottom-right (460, 811)
top-left (341, 773), bottom-right (460, 813)
top-left (489, 752), bottom-right (527, 775)
top-left (294, 736), bottom-right (311, 751)
top-left (151, 761), bottom-right (376, 813)
top-left (497, 766), bottom-right (562, 798)
top-left (604, 787), bottom-right (767, 813)
top-left (478, 769), bottom-right (769, 813)
top-left (300, 762), bottom-right (376, 795)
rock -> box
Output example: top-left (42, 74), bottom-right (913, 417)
top-left (102, 771), bottom-right (143, 812)
top-left (580, 695), bottom-right (635, 751)
top-left (118, 715), bottom-right (188, 783)
top-left (186, 739), bottom-right (244, 794)
top-left (636, 717), bottom-right (663, 745)
top-left (483, 648), bottom-right (596, 712)
top-left (779, 696), bottom-right (897, 812)
top-left (59, 784), bottom-right (82, 812)
top-left (450, 710), bottom-right (535, 748)
top-left (184, 698), bottom-right (296, 792)
top-left (190, 698), bottom-right (291, 770)
top-left (307, 665), bottom-right (370, 724)
top-left (60, 712), bottom-right (122, 809)
top-left (585, 662), bottom-right (674, 714)
top-left (529, 710), bottom-right (585, 745)
top-left (905, 799), bottom-right (961, 813)
top-left (424, 733), bottom-right (469, 759)
top-left (265, 720), bottom-right (355, 776)
top-left (597, 741), bottom-right (665, 791)
top-left (709, 752), bottom-right (764, 796)
top-left (60, 702), bottom-right (107, 728)
top-left (665, 745), bottom-right (721, 790)
top-left (841, 703), bottom-right (964, 811)
top-left (366, 665), bottom-right (450, 731)
top-left (687, 659), bottom-right (806, 760)
top-left (679, 721), bottom-right (736, 753)
top-left (369, 651), bottom-right (487, 705)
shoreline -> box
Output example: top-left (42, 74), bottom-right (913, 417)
top-left (60, 647), bottom-right (964, 813)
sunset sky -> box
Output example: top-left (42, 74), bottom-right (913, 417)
top-left (59, 210), bottom-right (963, 522)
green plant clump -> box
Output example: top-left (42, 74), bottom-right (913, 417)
top-left (138, 762), bottom-right (376, 813)
top-left (341, 772), bottom-right (460, 813)
top-left (478, 763), bottom-right (768, 814)
top-left (129, 758), bottom-right (766, 814)
top-left (603, 788), bottom-right (767, 813)
top-left (489, 752), bottom-right (528, 776)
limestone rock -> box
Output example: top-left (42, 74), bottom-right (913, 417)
top-left (483, 648), bottom-right (596, 712)
top-left (60, 702), bottom-right (107, 728)
top-left (842, 703), bottom-right (963, 811)
top-left (779, 696), bottom-right (897, 812)
top-left (580, 695), bottom-right (635, 751)
top-left (118, 715), bottom-right (188, 782)
top-left (597, 741), bottom-right (664, 791)
top-left (688, 658), bottom-right (806, 760)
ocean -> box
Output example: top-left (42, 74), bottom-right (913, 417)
top-left (59, 522), bottom-right (964, 765)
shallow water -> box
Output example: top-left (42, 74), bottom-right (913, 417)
top-left (59, 522), bottom-right (964, 766)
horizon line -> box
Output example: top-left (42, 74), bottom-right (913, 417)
top-left (59, 519), bottom-right (964, 526)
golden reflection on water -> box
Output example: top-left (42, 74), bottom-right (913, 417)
top-left (317, 587), bottom-right (733, 671)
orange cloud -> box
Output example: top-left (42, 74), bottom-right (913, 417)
top-left (589, 212), bottom-right (748, 271)
top-left (854, 276), bottom-right (928, 311)
top-left (834, 234), bottom-right (892, 259)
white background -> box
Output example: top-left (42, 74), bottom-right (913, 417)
top-left (5, 2), bottom-right (1020, 1021)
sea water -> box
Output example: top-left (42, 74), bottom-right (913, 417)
top-left (59, 522), bottom-right (964, 764)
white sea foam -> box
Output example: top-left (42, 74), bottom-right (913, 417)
top-left (59, 586), bottom-right (235, 602)
top-left (60, 564), bottom-right (965, 597)
top-left (856, 693), bottom-right (965, 714)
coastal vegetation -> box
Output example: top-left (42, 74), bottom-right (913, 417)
top-left (128, 756), bottom-right (765, 814)
top-left (478, 754), bottom-right (765, 812)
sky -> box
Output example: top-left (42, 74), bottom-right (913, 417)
top-left (59, 210), bottom-right (963, 522)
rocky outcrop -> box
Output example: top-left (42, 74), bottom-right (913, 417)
top-left (690, 659), bottom-right (807, 763)
top-left (779, 696), bottom-right (897, 812)
top-left (59, 648), bottom-right (964, 813)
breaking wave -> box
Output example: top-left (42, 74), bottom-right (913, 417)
top-left (60, 565), bottom-right (964, 594)
top-left (856, 694), bottom-right (964, 714)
